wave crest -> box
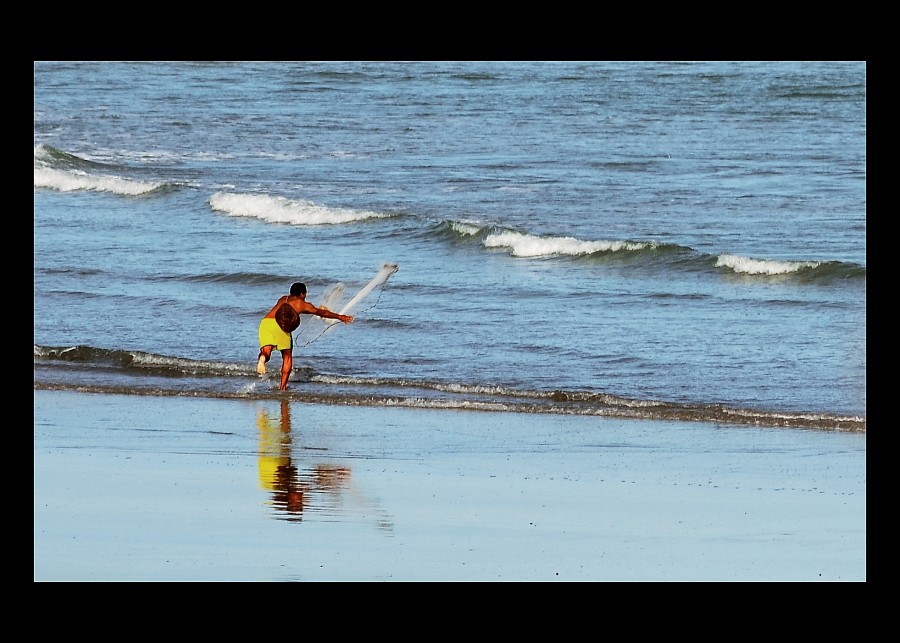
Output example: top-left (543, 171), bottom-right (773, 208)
top-left (209, 192), bottom-right (390, 225)
top-left (484, 230), bottom-right (657, 258)
top-left (34, 144), bottom-right (164, 195)
top-left (716, 253), bottom-right (821, 275)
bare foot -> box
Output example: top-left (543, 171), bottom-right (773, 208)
top-left (256, 355), bottom-right (267, 375)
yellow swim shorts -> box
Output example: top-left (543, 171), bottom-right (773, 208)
top-left (259, 317), bottom-right (294, 351)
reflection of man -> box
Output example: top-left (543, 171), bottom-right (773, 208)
top-left (255, 402), bottom-right (392, 530)
top-left (257, 401), bottom-right (307, 516)
top-left (257, 401), bottom-right (356, 520)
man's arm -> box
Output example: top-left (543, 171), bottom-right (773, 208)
top-left (316, 307), bottom-right (354, 323)
top-left (300, 300), bottom-right (353, 323)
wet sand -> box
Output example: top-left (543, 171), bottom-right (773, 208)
top-left (33, 389), bottom-right (866, 582)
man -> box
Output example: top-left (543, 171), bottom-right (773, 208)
top-left (257, 282), bottom-right (354, 390)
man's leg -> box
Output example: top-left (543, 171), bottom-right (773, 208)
top-left (280, 349), bottom-right (293, 390)
top-left (258, 345), bottom-right (274, 375)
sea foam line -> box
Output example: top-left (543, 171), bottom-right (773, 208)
top-left (209, 191), bottom-right (390, 225)
top-left (33, 167), bottom-right (161, 195)
top-left (716, 253), bottom-right (821, 275)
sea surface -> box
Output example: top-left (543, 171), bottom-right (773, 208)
top-left (33, 61), bottom-right (866, 432)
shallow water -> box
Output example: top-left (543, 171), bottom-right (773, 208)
top-left (34, 61), bottom-right (866, 430)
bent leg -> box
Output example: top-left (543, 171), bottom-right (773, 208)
top-left (258, 345), bottom-right (274, 375)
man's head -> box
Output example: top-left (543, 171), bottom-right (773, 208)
top-left (290, 282), bottom-right (307, 297)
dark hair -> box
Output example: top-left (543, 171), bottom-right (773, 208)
top-left (290, 282), bottom-right (307, 296)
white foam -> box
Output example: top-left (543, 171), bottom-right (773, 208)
top-left (209, 191), bottom-right (389, 225)
top-left (33, 167), bottom-right (160, 195)
top-left (484, 230), bottom-right (655, 257)
top-left (716, 253), bottom-right (821, 275)
top-left (449, 220), bottom-right (482, 236)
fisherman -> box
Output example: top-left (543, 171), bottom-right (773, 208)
top-left (257, 282), bottom-right (354, 390)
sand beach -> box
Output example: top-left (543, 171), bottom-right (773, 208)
top-left (34, 389), bottom-right (866, 582)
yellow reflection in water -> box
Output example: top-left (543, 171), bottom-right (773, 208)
top-left (256, 400), bottom-right (392, 530)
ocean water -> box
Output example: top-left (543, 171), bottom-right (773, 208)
top-left (33, 61), bottom-right (866, 431)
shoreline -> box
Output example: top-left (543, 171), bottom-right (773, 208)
top-left (32, 382), bottom-right (866, 434)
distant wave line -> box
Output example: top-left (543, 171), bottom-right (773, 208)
top-left (441, 219), bottom-right (866, 279)
top-left (32, 144), bottom-right (866, 277)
